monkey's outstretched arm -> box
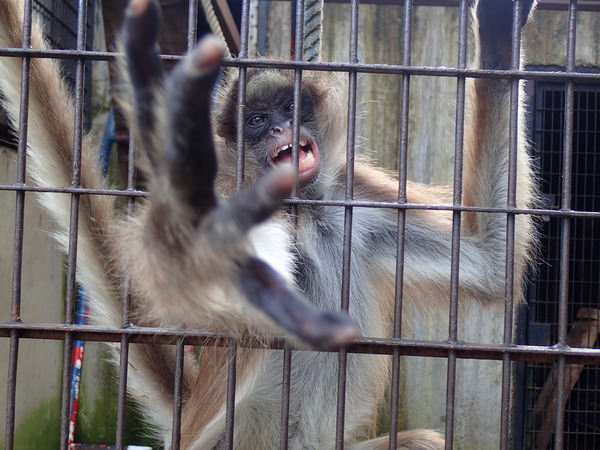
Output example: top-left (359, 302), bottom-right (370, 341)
top-left (119, 0), bottom-right (357, 349)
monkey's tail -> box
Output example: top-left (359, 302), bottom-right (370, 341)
top-left (0, 0), bottom-right (121, 326)
top-left (0, 1), bottom-right (193, 436)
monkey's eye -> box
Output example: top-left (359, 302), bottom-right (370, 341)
top-left (247, 115), bottom-right (267, 127)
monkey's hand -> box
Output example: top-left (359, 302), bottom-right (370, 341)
top-left (122, 0), bottom-right (357, 350)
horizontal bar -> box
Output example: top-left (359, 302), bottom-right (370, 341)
top-left (1, 182), bottom-right (599, 219)
top-left (2, 321), bottom-right (600, 364)
top-left (0, 47), bottom-right (599, 84)
top-left (0, 183), bottom-right (147, 197)
top-left (328, 0), bottom-right (600, 12)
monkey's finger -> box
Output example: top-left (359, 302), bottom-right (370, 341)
top-left (239, 258), bottom-right (358, 350)
top-left (164, 36), bottom-right (223, 214)
top-left (211, 167), bottom-right (295, 237)
top-left (124, 0), bottom-right (164, 130)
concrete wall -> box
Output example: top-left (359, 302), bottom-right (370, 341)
top-left (0, 146), bottom-right (65, 448)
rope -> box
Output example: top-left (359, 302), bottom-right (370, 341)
top-left (303, 0), bottom-right (324, 62)
top-left (200, 0), bottom-right (232, 58)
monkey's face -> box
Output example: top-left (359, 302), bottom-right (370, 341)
top-left (244, 86), bottom-right (321, 185)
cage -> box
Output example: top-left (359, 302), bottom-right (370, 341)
top-left (1, 0), bottom-right (600, 449)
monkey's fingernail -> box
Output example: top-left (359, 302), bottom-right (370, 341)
top-left (128, 0), bottom-right (153, 16)
top-left (189, 35), bottom-right (223, 73)
top-left (266, 166), bottom-right (296, 198)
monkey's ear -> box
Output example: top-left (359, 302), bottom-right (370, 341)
top-left (238, 258), bottom-right (357, 350)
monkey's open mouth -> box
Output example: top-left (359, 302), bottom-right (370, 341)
top-left (269, 138), bottom-right (321, 182)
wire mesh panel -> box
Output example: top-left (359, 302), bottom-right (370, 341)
top-left (521, 82), bottom-right (600, 450)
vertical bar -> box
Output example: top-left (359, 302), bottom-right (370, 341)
top-left (224, 341), bottom-right (238, 450)
top-left (335, 1), bottom-right (359, 448)
top-left (225, 0), bottom-right (253, 444)
top-left (500, 1), bottom-right (525, 448)
top-left (225, 0), bottom-right (253, 443)
top-left (554, 2), bottom-right (577, 448)
top-left (187, 0), bottom-right (199, 50)
top-left (445, 1), bottom-right (469, 448)
top-left (278, 345), bottom-right (292, 450)
top-left (389, 1), bottom-right (413, 448)
top-left (114, 334), bottom-right (129, 450)
top-left (115, 103), bottom-right (141, 446)
top-left (171, 338), bottom-right (186, 450)
top-left (235, 0), bottom-right (251, 191)
top-left (5, 0), bottom-right (34, 447)
top-left (279, 0), bottom-right (308, 446)
top-left (60, 1), bottom-right (89, 447)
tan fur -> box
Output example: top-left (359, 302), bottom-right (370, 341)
top-left (351, 430), bottom-right (445, 450)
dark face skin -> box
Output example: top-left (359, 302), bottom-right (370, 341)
top-left (244, 87), bottom-right (322, 184)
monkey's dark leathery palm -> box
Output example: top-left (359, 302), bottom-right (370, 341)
top-left (123, 0), bottom-right (356, 349)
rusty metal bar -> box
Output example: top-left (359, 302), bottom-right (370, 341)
top-left (3, 320), bottom-right (600, 362)
top-left (444, 0), bottom-right (469, 447)
top-left (499, 1), bottom-right (526, 448)
top-left (324, 0), bottom-right (600, 11)
top-left (59, 1), bottom-right (89, 447)
top-left (4, 45), bottom-right (600, 85)
top-left (278, 344), bottom-right (292, 450)
top-left (335, 0), bottom-right (360, 447)
top-left (4, 0), bottom-right (34, 448)
top-left (389, 0), bottom-right (413, 448)
top-left (224, 340), bottom-right (238, 450)
top-left (553, 2), bottom-right (578, 449)
top-left (2, 180), bottom-right (600, 219)
top-left (224, 0), bottom-right (254, 444)
top-left (171, 338), bottom-right (186, 449)
top-left (187, 0), bottom-right (199, 50)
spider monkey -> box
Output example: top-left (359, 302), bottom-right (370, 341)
top-left (0, 0), bottom-right (537, 448)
